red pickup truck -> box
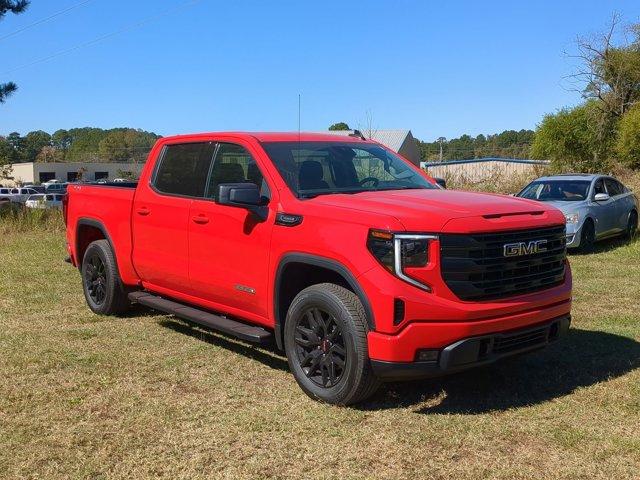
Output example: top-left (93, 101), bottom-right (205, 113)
top-left (65, 132), bottom-right (572, 405)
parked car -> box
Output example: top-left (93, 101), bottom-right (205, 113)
top-left (65, 132), bottom-right (572, 405)
top-left (42, 179), bottom-right (61, 187)
top-left (517, 174), bottom-right (638, 251)
top-left (45, 183), bottom-right (68, 194)
top-left (23, 184), bottom-right (46, 193)
top-left (25, 193), bottom-right (65, 209)
top-left (0, 187), bottom-right (40, 203)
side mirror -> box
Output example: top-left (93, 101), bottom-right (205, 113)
top-left (594, 193), bottom-right (610, 202)
top-left (434, 177), bottom-right (447, 189)
top-left (217, 183), bottom-right (268, 221)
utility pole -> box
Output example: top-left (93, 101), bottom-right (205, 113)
top-left (437, 137), bottom-right (446, 161)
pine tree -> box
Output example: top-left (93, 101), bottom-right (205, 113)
top-left (0, 1), bottom-right (29, 103)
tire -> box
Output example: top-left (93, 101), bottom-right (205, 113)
top-left (81, 239), bottom-right (130, 315)
top-left (284, 283), bottom-right (380, 405)
top-left (626, 211), bottom-right (638, 240)
top-left (579, 220), bottom-right (595, 253)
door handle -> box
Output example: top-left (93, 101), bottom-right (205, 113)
top-left (136, 207), bottom-right (150, 216)
top-left (192, 215), bottom-right (209, 224)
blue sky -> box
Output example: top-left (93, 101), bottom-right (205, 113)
top-left (1, 0), bottom-right (640, 141)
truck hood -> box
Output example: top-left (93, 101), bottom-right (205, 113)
top-left (311, 189), bottom-right (565, 233)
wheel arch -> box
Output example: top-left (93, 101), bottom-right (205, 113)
top-left (76, 218), bottom-right (117, 271)
top-left (273, 253), bottom-right (375, 350)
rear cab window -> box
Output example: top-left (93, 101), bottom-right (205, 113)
top-left (152, 142), bottom-right (216, 197)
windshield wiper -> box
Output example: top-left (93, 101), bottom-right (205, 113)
top-left (299, 189), bottom-right (368, 198)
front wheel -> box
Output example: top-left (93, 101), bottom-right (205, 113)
top-left (81, 239), bottom-right (130, 315)
top-left (284, 283), bottom-right (380, 405)
top-left (626, 211), bottom-right (638, 240)
top-left (579, 220), bottom-right (595, 253)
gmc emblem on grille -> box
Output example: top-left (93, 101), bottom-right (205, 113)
top-left (503, 239), bottom-right (548, 257)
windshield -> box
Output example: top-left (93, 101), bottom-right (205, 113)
top-left (261, 141), bottom-right (436, 198)
top-left (518, 180), bottom-right (591, 202)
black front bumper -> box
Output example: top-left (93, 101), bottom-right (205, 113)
top-left (371, 315), bottom-right (571, 381)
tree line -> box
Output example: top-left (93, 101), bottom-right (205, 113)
top-left (417, 130), bottom-right (535, 161)
top-left (0, 128), bottom-right (161, 166)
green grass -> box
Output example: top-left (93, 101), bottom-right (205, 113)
top-left (1, 230), bottom-right (639, 479)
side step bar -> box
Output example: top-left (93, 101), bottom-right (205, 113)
top-left (128, 291), bottom-right (272, 344)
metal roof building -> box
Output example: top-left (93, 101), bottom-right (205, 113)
top-left (322, 129), bottom-right (422, 166)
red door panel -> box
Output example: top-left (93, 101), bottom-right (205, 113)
top-left (132, 187), bottom-right (193, 293)
top-left (188, 200), bottom-right (274, 321)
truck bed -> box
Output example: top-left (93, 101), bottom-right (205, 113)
top-left (65, 183), bottom-right (139, 284)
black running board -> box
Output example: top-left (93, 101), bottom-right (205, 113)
top-left (128, 291), bottom-right (272, 344)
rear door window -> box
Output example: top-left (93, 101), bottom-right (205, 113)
top-left (153, 142), bottom-right (216, 197)
top-left (604, 178), bottom-right (623, 197)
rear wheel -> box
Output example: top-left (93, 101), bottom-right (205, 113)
top-left (284, 283), bottom-right (380, 405)
top-left (579, 220), bottom-right (595, 253)
top-left (626, 211), bottom-right (638, 240)
top-left (81, 239), bottom-right (130, 315)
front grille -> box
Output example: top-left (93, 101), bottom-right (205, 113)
top-left (492, 326), bottom-right (549, 354)
top-left (440, 225), bottom-right (566, 301)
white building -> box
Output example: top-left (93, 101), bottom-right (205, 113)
top-left (3, 162), bottom-right (144, 186)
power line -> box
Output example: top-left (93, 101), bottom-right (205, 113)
top-left (0, 0), bottom-right (95, 42)
top-left (2, 0), bottom-right (201, 76)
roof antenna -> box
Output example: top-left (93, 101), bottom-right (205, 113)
top-left (297, 93), bottom-right (301, 140)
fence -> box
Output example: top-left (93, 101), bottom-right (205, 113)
top-left (422, 158), bottom-right (550, 193)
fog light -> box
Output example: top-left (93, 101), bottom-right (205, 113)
top-left (416, 349), bottom-right (439, 363)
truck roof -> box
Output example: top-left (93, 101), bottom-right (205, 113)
top-left (161, 132), bottom-right (371, 144)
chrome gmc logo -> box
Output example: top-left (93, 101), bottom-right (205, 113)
top-left (503, 239), bottom-right (547, 257)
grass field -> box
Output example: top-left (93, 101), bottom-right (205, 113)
top-left (1, 228), bottom-right (639, 479)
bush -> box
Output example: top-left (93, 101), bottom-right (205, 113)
top-left (616, 104), bottom-right (640, 169)
top-left (0, 205), bottom-right (65, 234)
top-left (531, 101), bottom-right (616, 172)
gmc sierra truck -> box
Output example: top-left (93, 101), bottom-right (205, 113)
top-left (65, 132), bottom-right (572, 405)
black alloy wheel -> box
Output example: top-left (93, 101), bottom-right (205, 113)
top-left (294, 307), bottom-right (346, 388)
top-left (84, 253), bottom-right (107, 306)
top-left (580, 220), bottom-right (596, 253)
top-left (284, 283), bottom-right (380, 405)
top-left (81, 239), bottom-right (130, 315)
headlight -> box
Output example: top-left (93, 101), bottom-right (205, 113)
top-left (367, 230), bottom-right (436, 291)
top-left (565, 213), bottom-right (579, 225)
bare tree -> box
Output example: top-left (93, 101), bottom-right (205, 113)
top-left (569, 14), bottom-right (640, 118)
top-left (564, 14), bottom-right (640, 164)
top-left (358, 110), bottom-right (378, 139)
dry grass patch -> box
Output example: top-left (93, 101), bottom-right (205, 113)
top-left (1, 231), bottom-right (639, 479)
